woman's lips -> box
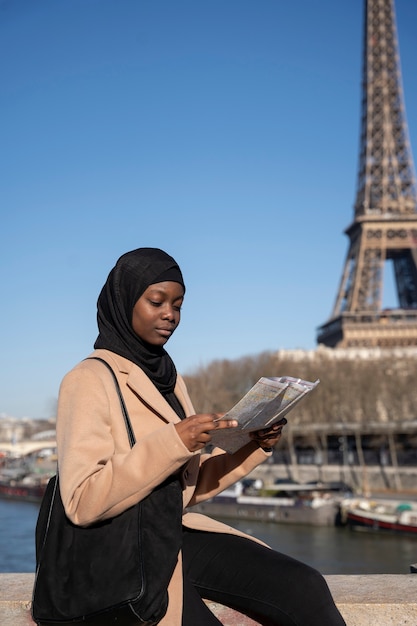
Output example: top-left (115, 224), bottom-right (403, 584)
top-left (156, 328), bottom-right (173, 337)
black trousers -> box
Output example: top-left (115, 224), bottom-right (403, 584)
top-left (181, 529), bottom-right (346, 626)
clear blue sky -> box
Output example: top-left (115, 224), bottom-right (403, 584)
top-left (1, 0), bottom-right (416, 419)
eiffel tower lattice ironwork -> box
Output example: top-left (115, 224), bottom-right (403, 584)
top-left (317, 0), bottom-right (417, 349)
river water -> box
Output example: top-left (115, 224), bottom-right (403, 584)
top-left (1, 498), bottom-right (416, 575)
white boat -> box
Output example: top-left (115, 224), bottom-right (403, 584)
top-left (340, 497), bottom-right (417, 535)
top-left (188, 479), bottom-right (352, 527)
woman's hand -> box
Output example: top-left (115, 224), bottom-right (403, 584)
top-left (175, 413), bottom-right (238, 452)
top-left (249, 417), bottom-right (287, 451)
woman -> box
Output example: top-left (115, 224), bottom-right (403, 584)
top-left (57, 247), bottom-right (346, 626)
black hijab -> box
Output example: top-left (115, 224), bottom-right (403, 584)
top-left (94, 248), bottom-right (186, 415)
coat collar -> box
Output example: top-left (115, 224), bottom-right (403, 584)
top-left (91, 349), bottom-right (193, 423)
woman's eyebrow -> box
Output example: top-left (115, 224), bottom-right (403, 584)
top-left (147, 287), bottom-right (184, 300)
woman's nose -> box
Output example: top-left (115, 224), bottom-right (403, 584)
top-left (162, 306), bottom-right (175, 320)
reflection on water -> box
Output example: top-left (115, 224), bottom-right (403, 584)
top-left (0, 499), bottom-right (39, 573)
top-left (215, 517), bottom-right (417, 575)
top-left (0, 499), bottom-right (416, 575)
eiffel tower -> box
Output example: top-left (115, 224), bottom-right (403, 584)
top-left (317, 0), bottom-right (417, 349)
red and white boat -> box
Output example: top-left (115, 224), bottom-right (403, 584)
top-left (341, 498), bottom-right (417, 535)
top-left (0, 473), bottom-right (49, 503)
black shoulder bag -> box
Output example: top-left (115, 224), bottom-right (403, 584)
top-left (32, 357), bottom-right (183, 626)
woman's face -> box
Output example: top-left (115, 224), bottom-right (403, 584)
top-left (131, 281), bottom-right (184, 346)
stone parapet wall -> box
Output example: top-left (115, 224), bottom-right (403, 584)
top-left (2, 573), bottom-right (417, 626)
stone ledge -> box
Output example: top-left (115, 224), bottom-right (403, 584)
top-left (323, 574), bottom-right (417, 626)
top-left (1, 573), bottom-right (417, 626)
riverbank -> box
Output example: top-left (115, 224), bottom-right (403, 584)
top-left (249, 462), bottom-right (417, 495)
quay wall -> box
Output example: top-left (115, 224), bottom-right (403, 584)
top-left (250, 463), bottom-right (417, 494)
top-left (2, 573), bottom-right (417, 626)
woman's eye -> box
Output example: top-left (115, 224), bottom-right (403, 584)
top-left (149, 300), bottom-right (162, 307)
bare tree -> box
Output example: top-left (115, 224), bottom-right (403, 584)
top-left (183, 351), bottom-right (417, 426)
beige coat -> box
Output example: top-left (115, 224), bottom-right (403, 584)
top-left (57, 349), bottom-right (271, 625)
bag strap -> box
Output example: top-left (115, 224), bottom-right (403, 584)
top-left (33, 357), bottom-right (136, 590)
top-left (86, 356), bottom-right (136, 448)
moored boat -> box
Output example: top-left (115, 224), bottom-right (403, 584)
top-left (0, 473), bottom-right (48, 503)
top-left (0, 478), bottom-right (47, 502)
top-left (0, 453), bottom-right (55, 503)
top-left (188, 479), bottom-right (352, 526)
top-left (341, 497), bottom-right (417, 535)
